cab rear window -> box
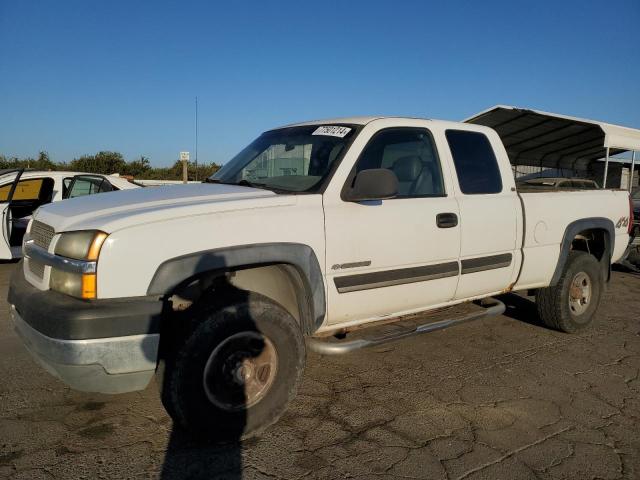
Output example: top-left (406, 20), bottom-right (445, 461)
top-left (446, 130), bottom-right (502, 195)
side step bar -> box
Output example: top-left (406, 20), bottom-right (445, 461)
top-left (306, 298), bottom-right (505, 355)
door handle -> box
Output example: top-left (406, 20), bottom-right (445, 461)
top-left (436, 212), bottom-right (458, 228)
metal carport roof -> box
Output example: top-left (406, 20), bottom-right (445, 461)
top-left (464, 105), bottom-right (640, 173)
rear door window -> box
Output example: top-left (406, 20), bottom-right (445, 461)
top-left (66, 176), bottom-right (113, 199)
top-left (445, 130), bottom-right (502, 194)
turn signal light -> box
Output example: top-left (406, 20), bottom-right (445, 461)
top-left (81, 274), bottom-right (97, 299)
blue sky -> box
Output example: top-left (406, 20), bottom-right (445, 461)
top-left (1, 0), bottom-right (639, 167)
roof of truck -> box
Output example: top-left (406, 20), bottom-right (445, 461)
top-left (278, 116), bottom-right (384, 128)
top-left (465, 105), bottom-right (640, 170)
top-left (277, 116), bottom-right (495, 132)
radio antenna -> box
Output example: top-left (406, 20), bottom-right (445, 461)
top-left (195, 96), bottom-right (199, 181)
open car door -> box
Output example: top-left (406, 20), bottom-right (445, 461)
top-left (63, 174), bottom-right (114, 199)
top-left (0, 169), bottom-right (25, 260)
top-left (0, 170), bottom-right (56, 260)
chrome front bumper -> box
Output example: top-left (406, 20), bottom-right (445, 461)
top-left (24, 239), bottom-right (97, 274)
top-left (11, 305), bottom-right (159, 394)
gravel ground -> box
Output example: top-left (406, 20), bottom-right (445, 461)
top-left (0, 262), bottom-right (639, 480)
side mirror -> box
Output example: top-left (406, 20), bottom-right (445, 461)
top-left (345, 168), bottom-right (398, 202)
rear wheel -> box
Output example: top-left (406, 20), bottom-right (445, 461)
top-left (159, 292), bottom-right (305, 441)
top-left (536, 251), bottom-right (603, 333)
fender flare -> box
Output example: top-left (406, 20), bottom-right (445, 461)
top-left (147, 243), bottom-right (325, 334)
top-left (550, 217), bottom-right (614, 286)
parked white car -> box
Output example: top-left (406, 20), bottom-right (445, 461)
top-left (0, 170), bottom-right (137, 260)
top-left (8, 116), bottom-right (634, 441)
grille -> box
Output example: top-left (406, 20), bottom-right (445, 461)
top-left (28, 258), bottom-right (46, 280)
top-left (30, 221), bottom-right (56, 250)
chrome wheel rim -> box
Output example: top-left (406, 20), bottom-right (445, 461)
top-left (203, 331), bottom-right (278, 412)
top-left (568, 271), bottom-right (591, 316)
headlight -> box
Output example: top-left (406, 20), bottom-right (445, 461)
top-left (50, 230), bottom-right (107, 299)
top-left (50, 269), bottom-right (91, 298)
top-left (55, 230), bottom-right (107, 261)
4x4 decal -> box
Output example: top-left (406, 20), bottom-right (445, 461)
top-left (616, 217), bottom-right (629, 229)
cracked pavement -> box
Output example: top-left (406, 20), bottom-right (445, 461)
top-left (0, 263), bottom-right (639, 479)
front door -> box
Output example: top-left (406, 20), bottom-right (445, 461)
top-left (323, 127), bottom-right (461, 326)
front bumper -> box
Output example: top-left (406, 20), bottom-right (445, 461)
top-left (8, 264), bottom-right (164, 394)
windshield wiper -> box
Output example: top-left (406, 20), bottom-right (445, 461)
top-left (204, 178), bottom-right (245, 186)
top-left (237, 179), bottom-right (290, 194)
top-left (236, 179), bottom-right (268, 188)
top-left (203, 178), bottom-right (261, 187)
top-left (205, 178), bottom-right (288, 193)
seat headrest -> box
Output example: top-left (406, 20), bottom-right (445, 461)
top-left (392, 156), bottom-right (422, 182)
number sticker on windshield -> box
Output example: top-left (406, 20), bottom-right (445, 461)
top-left (312, 126), bottom-right (351, 137)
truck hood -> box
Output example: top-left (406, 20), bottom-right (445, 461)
top-left (34, 183), bottom-right (295, 233)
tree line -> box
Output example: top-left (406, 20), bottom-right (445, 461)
top-left (0, 151), bottom-right (221, 180)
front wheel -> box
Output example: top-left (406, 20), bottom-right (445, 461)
top-left (536, 251), bottom-right (603, 333)
top-left (159, 292), bottom-right (305, 441)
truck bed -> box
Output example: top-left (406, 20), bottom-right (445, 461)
top-left (516, 184), bottom-right (596, 193)
top-left (513, 188), bottom-right (630, 291)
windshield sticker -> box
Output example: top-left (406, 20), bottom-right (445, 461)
top-left (312, 126), bottom-right (351, 138)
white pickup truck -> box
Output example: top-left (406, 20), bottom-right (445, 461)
top-left (8, 116), bottom-right (633, 441)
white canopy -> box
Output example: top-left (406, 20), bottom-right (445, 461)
top-left (465, 105), bottom-right (640, 172)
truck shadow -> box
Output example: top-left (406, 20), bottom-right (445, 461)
top-left (158, 286), bottom-right (254, 479)
top-left (160, 428), bottom-right (246, 479)
top-left (157, 254), bottom-right (265, 479)
top-left (612, 262), bottom-right (640, 276)
top-left (496, 292), bottom-right (545, 327)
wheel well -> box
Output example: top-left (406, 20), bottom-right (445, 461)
top-left (167, 263), bottom-right (313, 334)
top-left (570, 228), bottom-right (607, 261)
top-left (570, 228), bottom-right (611, 283)
top-left (550, 219), bottom-right (614, 287)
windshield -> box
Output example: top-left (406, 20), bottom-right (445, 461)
top-left (210, 125), bottom-right (357, 193)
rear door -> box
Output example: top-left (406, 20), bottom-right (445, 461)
top-left (444, 129), bottom-right (521, 299)
top-left (64, 175), bottom-right (114, 199)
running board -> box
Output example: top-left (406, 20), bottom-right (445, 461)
top-left (306, 298), bottom-right (505, 355)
